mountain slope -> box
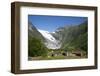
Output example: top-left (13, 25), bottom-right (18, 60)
top-left (28, 21), bottom-right (45, 42)
top-left (53, 21), bottom-right (88, 51)
top-left (28, 22), bottom-right (48, 57)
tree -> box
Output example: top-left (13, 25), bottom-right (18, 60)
top-left (28, 37), bottom-right (47, 57)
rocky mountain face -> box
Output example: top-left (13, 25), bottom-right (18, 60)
top-left (28, 21), bottom-right (87, 51)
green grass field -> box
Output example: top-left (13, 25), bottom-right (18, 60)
top-left (28, 55), bottom-right (87, 61)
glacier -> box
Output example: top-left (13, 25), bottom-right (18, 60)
top-left (38, 29), bottom-right (61, 49)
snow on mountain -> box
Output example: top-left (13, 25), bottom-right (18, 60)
top-left (38, 29), bottom-right (61, 49)
top-left (38, 29), bottom-right (56, 42)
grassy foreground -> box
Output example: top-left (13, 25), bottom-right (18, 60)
top-left (28, 55), bottom-right (87, 61)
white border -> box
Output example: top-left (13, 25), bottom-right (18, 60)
top-left (20, 6), bottom-right (95, 70)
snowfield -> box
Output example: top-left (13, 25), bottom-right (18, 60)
top-left (38, 29), bottom-right (61, 49)
top-left (38, 29), bottom-right (56, 42)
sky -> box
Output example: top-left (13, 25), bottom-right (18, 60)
top-left (28, 15), bottom-right (87, 32)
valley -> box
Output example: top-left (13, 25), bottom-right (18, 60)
top-left (28, 21), bottom-right (88, 60)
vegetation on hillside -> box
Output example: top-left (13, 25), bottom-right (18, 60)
top-left (62, 21), bottom-right (88, 52)
top-left (28, 37), bottom-right (48, 57)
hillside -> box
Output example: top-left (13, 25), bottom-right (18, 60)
top-left (52, 21), bottom-right (88, 52)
